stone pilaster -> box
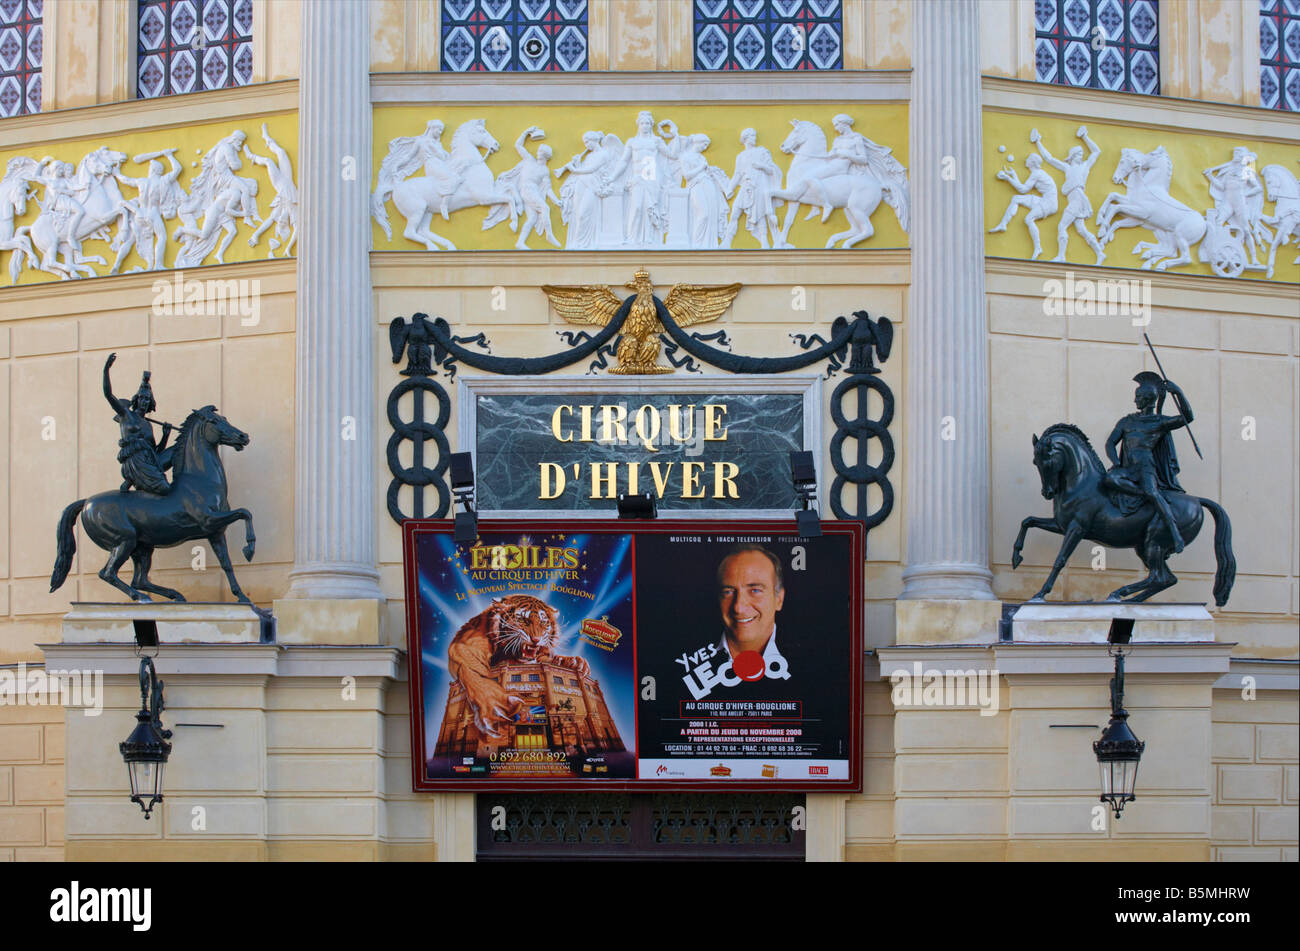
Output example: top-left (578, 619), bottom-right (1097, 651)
top-left (899, 0), bottom-right (997, 605)
top-left (285, 0), bottom-right (383, 604)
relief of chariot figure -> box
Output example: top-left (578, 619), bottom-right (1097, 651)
top-left (1196, 147), bottom-right (1273, 279)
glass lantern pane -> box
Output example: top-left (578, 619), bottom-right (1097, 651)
top-left (129, 760), bottom-right (157, 797)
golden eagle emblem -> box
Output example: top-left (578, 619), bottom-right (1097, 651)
top-left (542, 268), bottom-right (741, 374)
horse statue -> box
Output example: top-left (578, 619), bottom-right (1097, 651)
top-left (372, 118), bottom-right (519, 251)
top-left (1095, 146), bottom-right (1206, 271)
top-left (28, 147), bottom-right (131, 279)
top-left (49, 405), bottom-right (257, 603)
top-left (1011, 423), bottom-right (1234, 605)
top-left (772, 119), bottom-right (908, 250)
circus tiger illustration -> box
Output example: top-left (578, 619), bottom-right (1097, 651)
top-left (446, 595), bottom-right (590, 738)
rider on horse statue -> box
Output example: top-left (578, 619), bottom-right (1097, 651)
top-left (103, 353), bottom-right (175, 495)
top-left (1100, 370), bottom-right (1192, 553)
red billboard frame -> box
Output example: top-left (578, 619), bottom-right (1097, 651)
top-left (403, 517), bottom-right (864, 793)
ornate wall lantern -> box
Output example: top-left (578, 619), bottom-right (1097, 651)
top-left (1093, 645), bottom-right (1144, 820)
top-left (119, 654), bottom-right (172, 819)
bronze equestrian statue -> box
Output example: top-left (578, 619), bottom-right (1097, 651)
top-left (1012, 365), bottom-right (1235, 605)
top-left (50, 354), bottom-right (257, 603)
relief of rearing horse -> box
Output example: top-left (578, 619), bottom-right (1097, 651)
top-left (1095, 146), bottom-right (1206, 271)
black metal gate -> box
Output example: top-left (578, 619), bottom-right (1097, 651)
top-left (476, 793), bottom-right (806, 861)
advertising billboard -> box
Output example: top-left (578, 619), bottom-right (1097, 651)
top-left (404, 518), bottom-right (863, 792)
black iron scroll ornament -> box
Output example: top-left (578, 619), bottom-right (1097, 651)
top-left (385, 295), bottom-right (894, 546)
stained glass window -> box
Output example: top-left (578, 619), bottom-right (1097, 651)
top-left (694, 0), bottom-right (842, 71)
top-left (137, 0), bottom-right (253, 99)
top-left (441, 0), bottom-right (588, 72)
top-left (0, 0), bottom-right (41, 117)
top-left (1035, 0), bottom-right (1159, 95)
top-left (1260, 0), bottom-right (1300, 111)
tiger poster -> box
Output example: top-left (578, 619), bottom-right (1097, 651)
top-left (407, 527), bottom-right (638, 783)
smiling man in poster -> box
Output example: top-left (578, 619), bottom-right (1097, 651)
top-left (635, 532), bottom-right (859, 782)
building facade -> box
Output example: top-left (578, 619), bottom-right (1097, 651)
top-left (0, 0), bottom-right (1296, 861)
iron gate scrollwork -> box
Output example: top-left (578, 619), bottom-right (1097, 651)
top-left (476, 793), bottom-right (805, 860)
top-left (385, 291), bottom-right (894, 550)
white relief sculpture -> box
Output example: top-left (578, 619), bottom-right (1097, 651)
top-left (1, 128), bottom-right (295, 283)
top-left (1031, 125), bottom-right (1106, 264)
top-left (0, 156), bottom-right (41, 284)
top-left (29, 148), bottom-right (130, 279)
top-left (485, 126), bottom-right (560, 250)
top-left (724, 128), bottom-right (784, 249)
top-left (988, 148), bottom-right (1059, 261)
top-left (244, 124), bottom-right (299, 259)
top-left (371, 118), bottom-right (518, 251)
top-left (555, 130), bottom-right (622, 250)
top-left (1096, 146), bottom-right (1206, 271)
top-left (602, 111), bottom-right (678, 249)
top-left (174, 130), bottom-right (262, 268)
top-left (1197, 147), bottom-right (1271, 279)
top-left (111, 148), bottom-right (185, 271)
top-left (676, 132), bottom-right (731, 249)
top-left (1259, 162), bottom-right (1300, 279)
top-left (771, 115), bottom-right (910, 249)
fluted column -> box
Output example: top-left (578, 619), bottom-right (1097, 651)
top-left (899, 0), bottom-right (996, 602)
top-left (285, 0), bottom-right (383, 601)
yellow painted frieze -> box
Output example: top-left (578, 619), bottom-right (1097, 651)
top-left (0, 113), bottom-right (298, 287)
top-left (984, 111), bottom-right (1299, 283)
top-left (371, 103), bottom-right (910, 252)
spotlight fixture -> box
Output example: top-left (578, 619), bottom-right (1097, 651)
top-left (790, 450), bottom-right (821, 537)
top-left (449, 452), bottom-right (478, 543)
top-left (616, 492), bottom-right (657, 520)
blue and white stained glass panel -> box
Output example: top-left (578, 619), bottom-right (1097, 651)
top-left (693, 0), bottom-right (842, 71)
top-left (441, 0), bottom-right (587, 72)
top-left (1261, 0), bottom-right (1300, 110)
top-left (1035, 0), bottom-right (1159, 95)
top-left (0, 0), bottom-right (41, 117)
top-left (138, 0), bottom-right (252, 99)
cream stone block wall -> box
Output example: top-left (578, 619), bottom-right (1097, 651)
top-left (47, 644), bottom-right (456, 862)
top-left (1162, 0), bottom-right (1261, 107)
top-left (1, 261), bottom-right (296, 665)
top-left (978, 0), bottom-right (1035, 79)
top-left (987, 262), bottom-right (1299, 661)
top-left (1211, 685), bottom-right (1299, 861)
top-left (844, 676), bottom-right (896, 860)
top-left (371, 251), bottom-right (909, 648)
top-left (874, 644), bottom-right (1230, 861)
top-left (0, 670), bottom-right (65, 861)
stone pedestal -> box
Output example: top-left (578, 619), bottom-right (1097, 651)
top-left (1008, 602), bottom-right (1215, 643)
top-left (272, 598), bottom-right (384, 645)
top-left (895, 599), bottom-right (1004, 645)
top-left (62, 602), bottom-right (271, 645)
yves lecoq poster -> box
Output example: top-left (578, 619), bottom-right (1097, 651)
top-left (404, 519), bottom-right (862, 792)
